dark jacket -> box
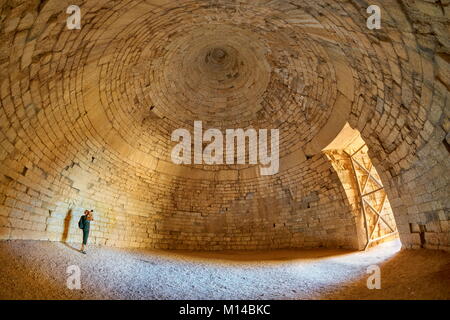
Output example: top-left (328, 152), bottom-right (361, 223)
top-left (81, 215), bottom-right (90, 231)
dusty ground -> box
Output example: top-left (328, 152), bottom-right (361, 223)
top-left (0, 239), bottom-right (448, 300)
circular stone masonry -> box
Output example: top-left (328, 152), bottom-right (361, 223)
top-left (0, 0), bottom-right (448, 251)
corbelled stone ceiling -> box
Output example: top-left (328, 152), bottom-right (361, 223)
top-left (0, 0), bottom-right (448, 251)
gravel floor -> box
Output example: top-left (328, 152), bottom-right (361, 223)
top-left (0, 239), bottom-right (448, 300)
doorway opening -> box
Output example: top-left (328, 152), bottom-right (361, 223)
top-left (323, 123), bottom-right (399, 250)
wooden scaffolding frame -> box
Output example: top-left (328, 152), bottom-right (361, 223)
top-left (345, 144), bottom-right (398, 250)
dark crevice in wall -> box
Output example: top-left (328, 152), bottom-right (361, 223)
top-left (443, 138), bottom-right (450, 154)
top-left (419, 225), bottom-right (426, 248)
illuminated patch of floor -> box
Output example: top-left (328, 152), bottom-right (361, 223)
top-left (0, 239), bottom-right (448, 299)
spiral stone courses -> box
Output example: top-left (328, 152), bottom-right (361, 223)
top-left (0, 0), bottom-right (448, 251)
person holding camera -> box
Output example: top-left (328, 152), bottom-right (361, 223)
top-left (78, 210), bottom-right (94, 254)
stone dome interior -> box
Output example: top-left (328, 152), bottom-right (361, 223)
top-left (0, 0), bottom-right (448, 252)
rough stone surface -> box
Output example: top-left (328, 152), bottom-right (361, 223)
top-left (0, 1), bottom-right (448, 250)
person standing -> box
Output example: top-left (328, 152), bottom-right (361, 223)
top-left (78, 210), bottom-right (94, 254)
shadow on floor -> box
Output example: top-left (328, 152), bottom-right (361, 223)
top-left (157, 247), bottom-right (356, 262)
top-left (317, 248), bottom-right (450, 300)
top-left (62, 242), bottom-right (80, 253)
top-left (1, 239), bottom-right (448, 299)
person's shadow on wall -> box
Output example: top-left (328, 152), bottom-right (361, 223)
top-left (62, 209), bottom-right (78, 252)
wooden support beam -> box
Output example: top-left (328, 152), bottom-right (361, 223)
top-left (361, 162), bottom-right (373, 195)
top-left (364, 198), bottom-right (396, 232)
top-left (349, 155), bottom-right (371, 250)
top-left (370, 231), bottom-right (398, 243)
top-left (362, 186), bottom-right (384, 198)
top-left (346, 143), bottom-right (397, 251)
top-left (352, 158), bottom-right (383, 188)
top-left (366, 195), bottom-right (387, 243)
top-left (350, 144), bottom-right (366, 157)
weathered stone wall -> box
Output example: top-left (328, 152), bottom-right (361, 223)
top-left (0, 0), bottom-right (448, 250)
top-left (0, 149), bottom-right (359, 249)
top-left (346, 0), bottom-right (450, 250)
top-left (152, 154), bottom-right (359, 250)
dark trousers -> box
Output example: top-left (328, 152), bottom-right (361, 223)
top-left (82, 228), bottom-right (90, 245)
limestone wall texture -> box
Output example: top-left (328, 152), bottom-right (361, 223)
top-left (0, 0), bottom-right (448, 250)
